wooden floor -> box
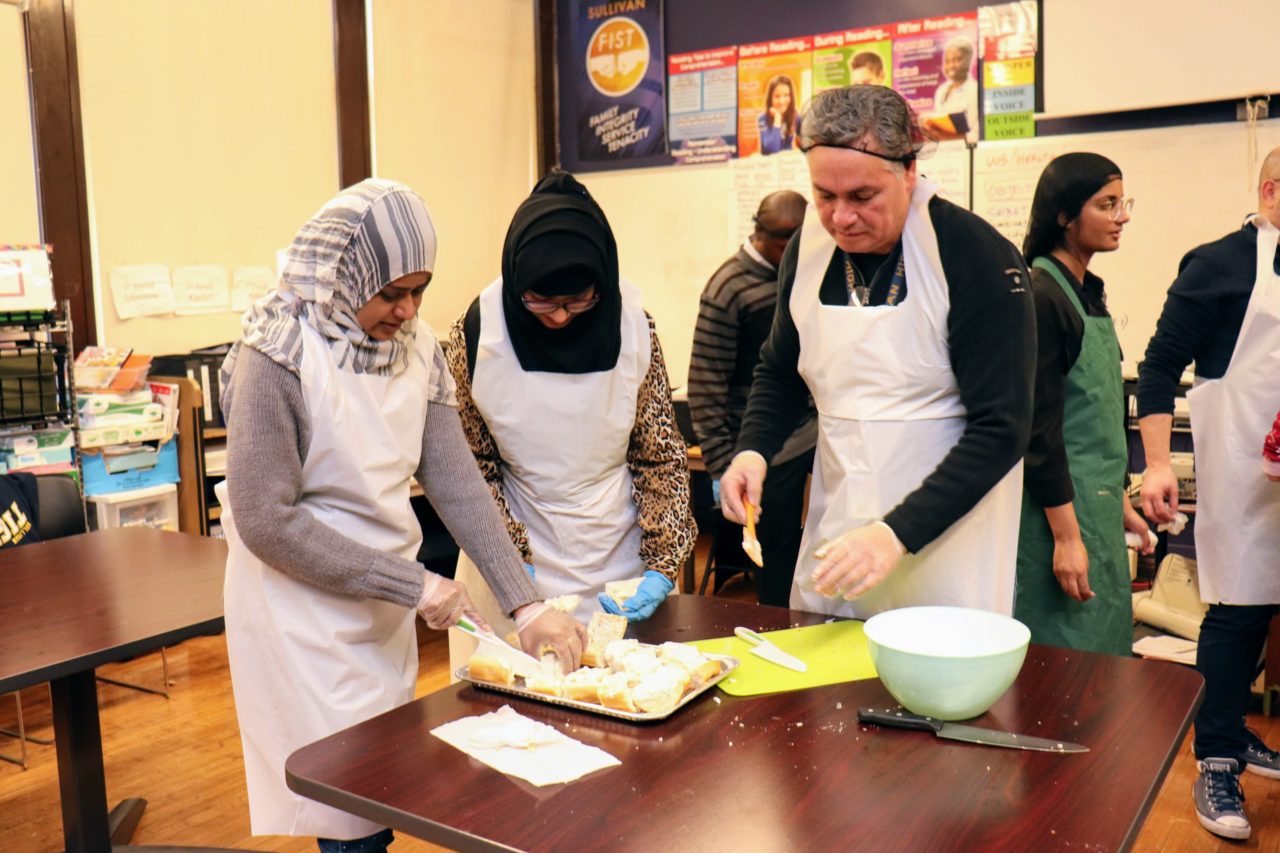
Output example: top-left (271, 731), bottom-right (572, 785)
top-left (3, 570), bottom-right (1279, 852)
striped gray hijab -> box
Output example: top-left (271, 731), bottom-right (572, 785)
top-left (220, 179), bottom-right (437, 413)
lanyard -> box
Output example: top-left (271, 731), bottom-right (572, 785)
top-left (843, 251), bottom-right (906, 307)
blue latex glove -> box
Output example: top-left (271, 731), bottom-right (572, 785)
top-left (597, 571), bottom-right (674, 622)
top-left (524, 563), bottom-right (536, 579)
top-left (710, 477), bottom-right (722, 506)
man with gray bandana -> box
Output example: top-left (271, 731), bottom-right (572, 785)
top-left (719, 85), bottom-right (1034, 621)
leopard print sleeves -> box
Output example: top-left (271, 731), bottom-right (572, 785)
top-left (444, 314), bottom-right (533, 563)
top-left (628, 316), bottom-right (698, 581)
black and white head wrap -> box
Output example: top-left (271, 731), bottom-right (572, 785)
top-left (220, 179), bottom-right (437, 412)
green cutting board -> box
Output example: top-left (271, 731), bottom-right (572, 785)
top-left (689, 621), bottom-right (878, 696)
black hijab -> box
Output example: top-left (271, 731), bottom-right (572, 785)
top-left (497, 169), bottom-right (622, 374)
top-left (1023, 152), bottom-right (1122, 262)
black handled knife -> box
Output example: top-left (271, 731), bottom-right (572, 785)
top-left (857, 707), bottom-right (1088, 753)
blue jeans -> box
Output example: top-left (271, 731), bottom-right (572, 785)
top-left (1193, 602), bottom-right (1280, 761)
top-left (317, 828), bottom-right (394, 853)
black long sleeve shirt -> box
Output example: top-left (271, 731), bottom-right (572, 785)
top-left (1137, 221), bottom-right (1278, 415)
top-left (735, 195), bottom-right (1036, 553)
top-left (1023, 256), bottom-right (1113, 508)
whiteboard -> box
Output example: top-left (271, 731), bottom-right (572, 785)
top-left (973, 118), bottom-right (1280, 374)
top-left (1042, 0), bottom-right (1280, 117)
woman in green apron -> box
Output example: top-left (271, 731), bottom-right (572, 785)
top-left (1015, 153), bottom-right (1154, 655)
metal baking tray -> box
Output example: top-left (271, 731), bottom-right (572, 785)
top-left (456, 652), bottom-right (740, 722)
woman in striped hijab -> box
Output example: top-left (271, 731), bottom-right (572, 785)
top-left (218, 179), bottom-right (585, 852)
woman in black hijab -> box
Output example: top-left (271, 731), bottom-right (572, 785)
top-left (445, 171), bottom-right (695, 671)
top-left (1015, 152), bottom-right (1153, 656)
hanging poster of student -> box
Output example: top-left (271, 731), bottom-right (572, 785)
top-left (892, 12), bottom-right (979, 143)
top-left (979, 1), bottom-right (1037, 140)
top-left (812, 27), bottom-right (893, 95)
top-left (737, 37), bottom-right (812, 158)
top-left (668, 46), bottom-right (738, 165)
top-left (565, 0), bottom-right (667, 165)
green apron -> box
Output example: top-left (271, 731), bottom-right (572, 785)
top-left (1014, 257), bottom-right (1131, 655)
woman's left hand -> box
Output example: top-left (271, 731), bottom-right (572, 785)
top-left (598, 571), bottom-right (674, 622)
top-left (1122, 503), bottom-right (1156, 555)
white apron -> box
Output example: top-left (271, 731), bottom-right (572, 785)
top-left (220, 317), bottom-right (433, 839)
top-left (789, 179), bottom-right (1022, 619)
top-left (1187, 216), bottom-right (1280, 604)
top-left (449, 278), bottom-right (650, 670)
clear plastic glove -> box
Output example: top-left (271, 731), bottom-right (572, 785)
top-left (524, 563), bottom-right (536, 579)
top-left (416, 573), bottom-right (488, 631)
top-left (598, 571), bottom-right (675, 622)
top-left (514, 602), bottom-right (587, 674)
top-left (810, 521), bottom-right (906, 600)
top-left (720, 451), bottom-right (767, 525)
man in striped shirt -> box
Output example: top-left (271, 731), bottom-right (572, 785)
top-left (689, 190), bottom-right (817, 606)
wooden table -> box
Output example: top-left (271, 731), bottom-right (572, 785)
top-left (0, 527), bottom-right (229, 853)
top-left (286, 596), bottom-right (1204, 851)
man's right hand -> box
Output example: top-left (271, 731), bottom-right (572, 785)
top-left (720, 451), bottom-right (767, 525)
top-left (514, 603), bottom-right (586, 674)
top-left (1140, 463), bottom-right (1180, 524)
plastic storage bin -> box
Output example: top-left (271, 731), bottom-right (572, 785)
top-left (87, 483), bottom-right (178, 532)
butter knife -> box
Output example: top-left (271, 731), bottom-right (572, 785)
top-left (857, 707), bottom-right (1088, 753)
top-left (734, 626), bottom-right (808, 672)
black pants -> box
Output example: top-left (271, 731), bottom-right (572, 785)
top-left (1193, 602), bottom-right (1279, 761)
top-left (714, 449), bottom-right (814, 608)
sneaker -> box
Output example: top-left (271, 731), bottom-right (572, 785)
top-left (1193, 758), bottom-right (1250, 840)
top-left (1243, 729), bottom-right (1280, 779)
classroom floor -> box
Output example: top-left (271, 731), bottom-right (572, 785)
top-left (2, 567), bottom-right (1278, 852)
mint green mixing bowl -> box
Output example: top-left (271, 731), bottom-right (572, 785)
top-left (863, 606), bottom-right (1030, 721)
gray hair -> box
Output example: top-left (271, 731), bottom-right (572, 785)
top-left (796, 86), bottom-right (926, 165)
top-left (945, 36), bottom-right (975, 62)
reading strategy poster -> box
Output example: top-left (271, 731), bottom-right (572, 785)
top-left (568, 0), bottom-right (667, 164)
top-left (737, 37), bottom-right (812, 158)
top-left (668, 46), bottom-right (738, 165)
top-left (812, 26), bottom-right (894, 95)
top-left (892, 12), bottom-right (979, 143)
top-left (979, 0), bottom-right (1037, 140)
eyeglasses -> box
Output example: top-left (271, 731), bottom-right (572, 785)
top-left (1097, 197), bottom-right (1135, 221)
top-left (521, 293), bottom-right (600, 315)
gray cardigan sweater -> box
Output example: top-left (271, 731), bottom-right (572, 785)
top-left (224, 346), bottom-right (539, 616)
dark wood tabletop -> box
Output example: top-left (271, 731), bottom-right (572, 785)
top-left (0, 527), bottom-right (229, 853)
top-left (0, 526), bottom-right (227, 692)
top-left (287, 595), bottom-right (1204, 852)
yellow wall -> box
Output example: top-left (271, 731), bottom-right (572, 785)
top-left (370, 0), bottom-right (536, 335)
top-left (1, 6), bottom-right (40, 244)
top-left (75, 0), bottom-right (338, 353)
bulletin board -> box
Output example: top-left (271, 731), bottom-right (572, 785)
top-left (973, 118), bottom-right (1280, 374)
top-left (557, 0), bottom-right (994, 173)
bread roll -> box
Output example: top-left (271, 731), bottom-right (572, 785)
top-left (523, 670), bottom-right (564, 698)
top-left (633, 664), bottom-right (689, 714)
top-left (564, 667), bottom-right (607, 703)
top-left (617, 647), bottom-right (662, 679)
top-left (597, 671), bottom-right (638, 712)
top-left (604, 578), bottom-right (642, 607)
top-left (580, 612), bottom-right (629, 667)
top-left (602, 639), bottom-right (640, 669)
top-left (544, 594), bottom-right (581, 613)
top-left (467, 654), bottom-right (514, 686)
top-left (659, 641), bottom-right (722, 687)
